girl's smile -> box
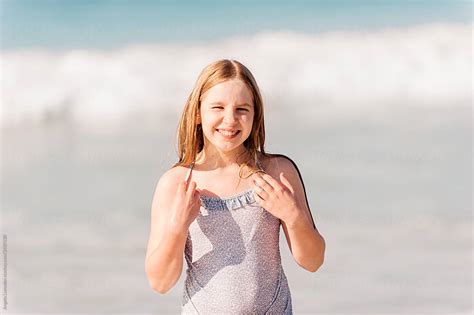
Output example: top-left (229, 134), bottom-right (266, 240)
top-left (216, 128), bottom-right (241, 140)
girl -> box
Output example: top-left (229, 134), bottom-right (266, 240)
top-left (145, 59), bottom-right (325, 314)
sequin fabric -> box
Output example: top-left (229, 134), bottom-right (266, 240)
top-left (181, 161), bottom-right (293, 314)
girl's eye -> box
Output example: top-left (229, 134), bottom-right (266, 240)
top-left (211, 106), bottom-right (248, 112)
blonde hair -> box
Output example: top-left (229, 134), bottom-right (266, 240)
top-left (172, 59), bottom-right (270, 170)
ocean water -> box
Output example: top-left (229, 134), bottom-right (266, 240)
top-left (1, 1), bottom-right (472, 314)
top-left (2, 0), bottom-right (471, 50)
top-left (2, 22), bottom-right (471, 129)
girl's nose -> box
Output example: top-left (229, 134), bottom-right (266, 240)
top-left (223, 108), bottom-right (237, 123)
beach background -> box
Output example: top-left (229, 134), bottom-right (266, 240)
top-left (1, 0), bottom-right (472, 314)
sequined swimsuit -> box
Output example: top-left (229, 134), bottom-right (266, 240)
top-left (181, 160), bottom-right (293, 314)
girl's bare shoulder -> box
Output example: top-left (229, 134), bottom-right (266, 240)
top-left (260, 152), bottom-right (295, 174)
top-left (155, 164), bottom-right (191, 190)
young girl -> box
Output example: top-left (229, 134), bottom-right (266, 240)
top-left (145, 59), bottom-right (325, 314)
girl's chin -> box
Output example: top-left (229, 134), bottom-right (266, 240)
top-left (208, 138), bottom-right (245, 151)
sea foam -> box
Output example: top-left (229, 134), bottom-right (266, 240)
top-left (1, 22), bottom-right (471, 129)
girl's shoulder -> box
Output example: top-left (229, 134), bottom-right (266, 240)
top-left (260, 152), bottom-right (299, 175)
top-left (157, 164), bottom-right (191, 189)
top-left (160, 154), bottom-right (300, 184)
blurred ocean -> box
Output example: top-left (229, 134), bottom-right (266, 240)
top-left (1, 1), bottom-right (472, 314)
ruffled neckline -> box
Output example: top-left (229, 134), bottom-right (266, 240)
top-left (200, 188), bottom-right (257, 211)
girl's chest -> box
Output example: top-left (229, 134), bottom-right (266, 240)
top-left (191, 172), bottom-right (254, 199)
top-left (186, 202), bottom-right (280, 263)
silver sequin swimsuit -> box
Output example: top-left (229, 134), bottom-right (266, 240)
top-left (181, 160), bottom-right (293, 314)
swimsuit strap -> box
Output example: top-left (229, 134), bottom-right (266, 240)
top-left (184, 160), bottom-right (195, 183)
top-left (256, 158), bottom-right (264, 171)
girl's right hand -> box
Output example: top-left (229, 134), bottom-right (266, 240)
top-left (169, 180), bottom-right (201, 232)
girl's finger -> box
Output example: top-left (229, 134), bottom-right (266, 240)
top-left (254, 191), bottom-right (265, 203)
top-left (261, 173), bottom-right (282, 192)
top-left (193, 188), bottom-right (201, 200)
top-left (178, 179), bottom-right (187, 194)
top-left (255, 185), bottom-right (268, 198)
top-left (186, 181), bottom-right (197, 197)
top-left (279, 172), bottom-right (294, 194)
top-left (254, 175), bottom-right (273, 192)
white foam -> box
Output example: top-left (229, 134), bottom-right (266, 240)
top-left (1, 22), bottom-right (471, 129)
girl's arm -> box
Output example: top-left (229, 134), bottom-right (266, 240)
top-left (273, 155), bottom-right (326, 272)
top-left (281, 213), bottom-right (326, 272)
top-left (145, 170), bottom-right (191, 294)
top-left (145, 226), bottom-right (188, 294)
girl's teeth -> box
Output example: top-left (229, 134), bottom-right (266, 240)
top-left (218, 130), bottom-right (238, 136)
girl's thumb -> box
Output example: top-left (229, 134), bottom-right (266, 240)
top-left (280, 172), bottom-right (294, 193)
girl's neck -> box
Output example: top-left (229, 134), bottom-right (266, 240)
top-left (195, 146), bottom-right (251, 170)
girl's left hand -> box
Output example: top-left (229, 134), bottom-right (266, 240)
top-left (250, 172), bottom-right (301, 223)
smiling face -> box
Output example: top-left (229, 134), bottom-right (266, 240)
top-left (198, 79), bottom-right (255, 155)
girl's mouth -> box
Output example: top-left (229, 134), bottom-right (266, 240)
top-left (216, 129), bottom-right (240, 139)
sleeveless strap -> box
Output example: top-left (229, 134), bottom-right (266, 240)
top-left (256, 158), bottom-right (264, 171)
top-left (184, 161), bottom-right (195, 183)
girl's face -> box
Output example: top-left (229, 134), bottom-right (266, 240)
top-left (199, 79), bottom-right (255, 154)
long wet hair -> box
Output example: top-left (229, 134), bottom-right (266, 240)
top-left (172, 59), bottom-right (270, 170)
